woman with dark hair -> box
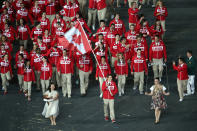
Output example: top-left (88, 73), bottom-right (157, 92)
top-left (17, 18), bottom-right (31, 49)
top-left (0, 35), bottom-right (12, 53)
top-left (145, 78), bottom-right (170, 124)
top-left (39, 56), bottom-right (52, 95)
top-left (42, 83), bottom-right (59, 126)
top-left (23, 59), bottom-right (35, 101)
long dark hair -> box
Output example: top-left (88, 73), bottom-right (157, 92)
top-left (47, 82), bottom-right (56, 92)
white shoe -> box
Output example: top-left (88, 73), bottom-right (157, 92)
top-left (152, 5), bottom-right (155, 7)
top-left (92, 25), bottom-right (95, 31)
top-left (63, 94), bottom-right (66, 97)
top-left (99, 93), bottom-right (103, 98)
top-left (2, 86), bottom-right (5, 91)
top-left (119, 92), bottom-right (122, 96)
top-left (179, 99), bottom-right (183, 102)
top-left (133, 87), bottom-right (137, 90)
top-left (191, 91), bottom-right (195, 94)
top-left (111, 15), bottom-right (114, 19)
top-left (159, 78), bottom-right (161, 82)
top-left (121, 89), bottom-right (124, 95)
top-left (140, 91), bottom-right (144, 95)
top-left (75, 80), bottom-right (79, 85)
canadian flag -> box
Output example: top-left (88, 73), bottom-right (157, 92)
top-left (58, 21), bottom-right (92, 54)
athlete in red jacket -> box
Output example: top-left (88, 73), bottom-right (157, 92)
top-left (15, 54), bottom-right (24, 93)
top-left (149, 35), bottom-right (167, 80)
top-left (105, 24), bottom-right (118, 47)
top-left (128, 2), bottom-right (141, 25)
top-left (57, 49), bottom-right (74, 98)
top-left (102, 74), bottom-right (118, 123)
top-left (114, 53), bottom-right (128, 96)
top-left (173, 57), bottom-right (188, 102)
top-left (125, 24), bottom-right (138, 46)
top-left (131, 49), bottom-right (148, 94)
top-left (38, 12), bottom-right (51, 32)
top-left (15, 44), bottom-right (30, 62)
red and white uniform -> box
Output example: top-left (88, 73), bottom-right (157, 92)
top-left (39, 62), bottom-right (52, 80)
top-left (96, 0), bottom-right (106, 10)
top-left (149, 25), bottom-right (164, 40)
top-left (45, 0), bottom-right (56, 15)
top-left (110, 41), bottom-right (120, 57)
top-left (0, 59), bottom-right (12, 75)
top-left (128, 8), bottom-right (139, 24)
top-left (51, 18), bottom-right (66, 33)
top-left (23, 67), bottom-right (35, 82)
top-left (96, 27), bottom-right (109, 39)
top-left (0, 13), bottom-right (14, 24)
top-left (63, 1), bottom-right (79, 18)
top-left (0, 50), bottom-right (12, 61)
top-left (31, 54), bottom-right (43, 71)
top-left (125, 30), bottom-right (138, 46)
top-left (102, 80), bottom-right (118, 99)
top-left (114, 60), bottom-right (128, 75)
top-left (17, 25), bottom-right (31, 40)
top-left (105, 29), bottom-right (117, 47)
top-left (37, 0), bottom-right (46, 10)
top-left (2, 27), bottom-right (16, 42)
top-left (131, 42), bottom-right (148, 60)
top-left (38, 18), bottom-right (50, 31)
top-left (76, 56), bottom-right (93, 72)
top-left (96, 62), bottom-right (111, 78)
top-left (89, 0), bottom-right (97, 9)
top-left (72, 18), bottom-right (91, 33)
top-left (173, 63), bottom-right (188, 80)
top-left (35, 42), bottom-right (48, 54)
top-left (42, 35), bottom-right (52, 47)
top-left (53, 27), bottom-right (66, 38)
top-left (30, 6), bottom-right (43, 21)
top-left (154, 6), bottom-right (168, 21)
top-left (149, 41), bottom-right (167, 61)
top-left (131, 55), bottom-right (147, 73)
top-left (57, 56), bottom-right (74, 74)
top-left (16, 59), bottom-right (24, 75)
top-left (94, 48), bottom-right (108, 64)
top-left (15, 50), bottom-right (30, 62)
top-left (46, 47), bottom-right (62, 66)
top-left (0, 41), bottom-right (12, 53)
top-left (117, 43), bottom-right (132, 62)
top-left (16, 8), bottom-right (34, 25)
top-left (30, 27), bottom-right (43, 41)
top-left (109, 19), bottom-right (126, 35)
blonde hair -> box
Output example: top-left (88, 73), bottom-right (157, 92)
top-left (156, 0), bottom-right (163, 7)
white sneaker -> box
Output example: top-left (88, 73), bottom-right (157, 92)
top-left (92, 25), bottom-right (95, 31)
top-left (133, 87), bottom-right (137, 90)
top-left (99, 93), bottom-right (103, 98)
top-left (140, 91), bottom-right (144, 95)
top-left (2, 86), bottom-right (5, 91)
top-left (121, 89), bottom-right (124, 95)
top-left (152, 5), bottom-right (155, 7)
top-left (179, 99), bottom-right (183, 102)
top-left (119, 92), bottom-right (122, 96)
top-left (75, 80), bottom-right (79, 85)
top-left (111, 15), bottom-right (114, 19)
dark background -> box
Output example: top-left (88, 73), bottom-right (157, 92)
top-left (0, 0), bottom-right (197, 131)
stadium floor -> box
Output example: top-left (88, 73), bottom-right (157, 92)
top-left (0, 0), bottom-right (197, 131)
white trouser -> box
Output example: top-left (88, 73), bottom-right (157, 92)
top-left (187, 75), bottom-right (195, 94)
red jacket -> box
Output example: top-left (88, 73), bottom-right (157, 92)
top-left (102, 80), bottom-right (118, 99)
top-left (23, 67), bottom-right (35, 82)
top-left (131, 55), bottom-right (147, 73)
top-left (96, 62), bottom-right (111, 78)
top-left (15, 50), bottom-right (30, 62)
top-left (0, 50), bottom-right (12, 61)
top-left (30, 27), bottom-right (43, 41)
top-left (39, 62), bottom-right (52, 80)
top-left (52, 27), bottom-right (67, 38)
top-left (105, 29), bottom-right (117, 47)
top-left (2, 27), bottom-right (16, 42)
top-left (42, 35), bottom-right (52, 47)
top-left (38, 18), bottom-right (50, 31)
top-left (45, 0), bottom-right (56, 15)
top-left (109, 19), bottom-right (126, 35)
top-left (0, 13), bottom-right (14, 24)
top-left (149, 25), bottom-right (164, 39)
top-left (149, 41), bottom-right (167, 61)
top-left (31, 54), bottom-right (43, 71)
top-left (96, 0), bottom-right (106, 10)
top-left (0, 41), bottom-right (12, 53)
top-left (117, 43), bottom-right (131, 62)
top-left (37, 0), bottom-right (46, 10)
top-left (64, 1), bottom-right (79, 17)
top-left (76, 55), bottom-right (93, 72)
top-left (46, 47), bottom-right (62, 66)
top-left (17, 25), bottom-right (31, 40)
top-left (96, 27), bottom-right (109, 39)
top-left (57, 56), bottom-right (74, 74)
top-left (128, 8), bottom-right (139, 24)
top-left (154, 6), bottom-right (168, 21)
top-left (125, 30), bottom-right (138, 46)
top-left (0, 59), bottom-right (12, 74)
top-left (110, 41), bottom-right (120, 57)
top-left (89, 0), bottom-right (97, 9)
top-left (173, 63), bottom-right (188, 80)
top-left (51, 18), bottom-right (66, 33)
top-left (30, 50), bottom-right (36, 59)
top-left (35, 42), bottom-right (48, 54)
top-left (16, 8), bottom-right (34, 25)
top-left (30, 6), bottom-right (43, 20)
top-left (131, 41), bottom-right (148, 60)
top-left (94, 47), bottom-right (108, 64)
top-left (114, 60), bottom-right (128, 75)
top-left (16, 59), bottom-right (24, 75)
